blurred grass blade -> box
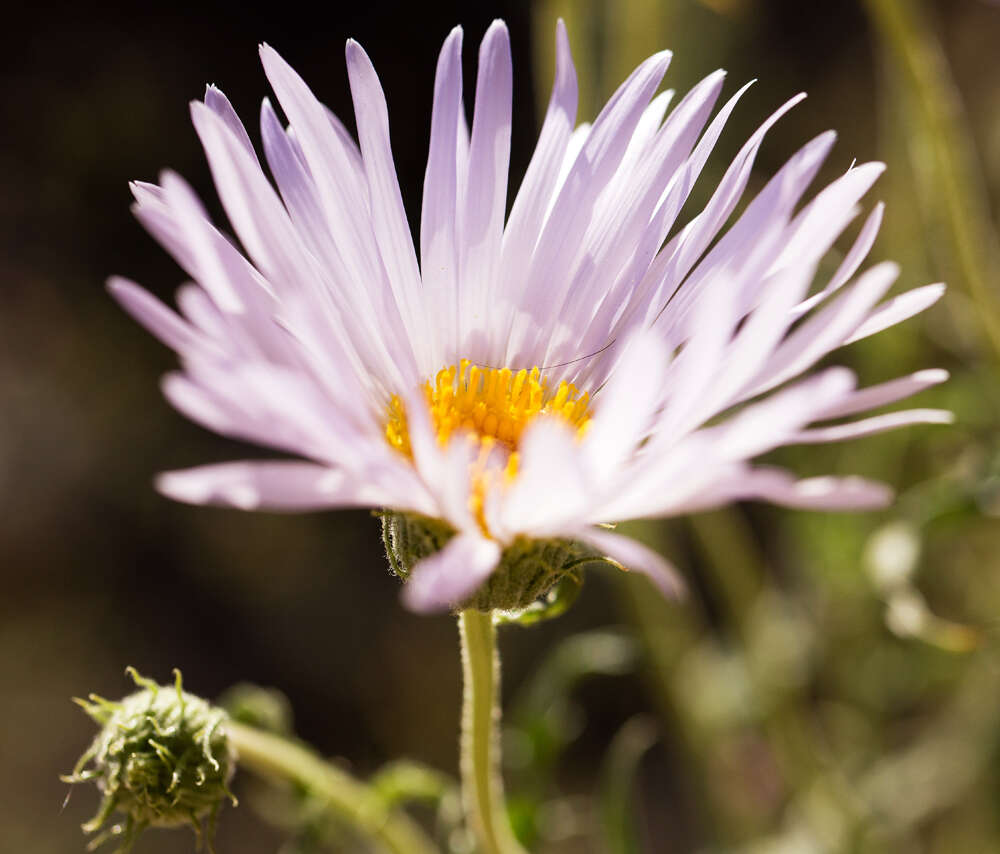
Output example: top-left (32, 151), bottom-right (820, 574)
top-left (599, 716), bottom-right (659, 854)
top-left (865, 0), bottom-right (1000, 358)
top-left (513, 630), bottom-right (638, 720)
top-left (531, 0), bottom-right (679, 121)
top-left (505, 630), bottom-right (640, 847)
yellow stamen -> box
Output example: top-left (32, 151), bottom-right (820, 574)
top-left (384, 360), bottom-right (592, 459)
top-left (384, 360), bottom-right (592, 532)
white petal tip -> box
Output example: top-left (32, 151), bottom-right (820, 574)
top-left (155, 472), bottom-right (208, 505)
top-left (857, 160), bottom-right (887, 174)
top-left (798, 476), bottom-right (893, 509)
top-left (156, 469), bottom-right (263, 510)
top-left (258, 43), bottom-right (284, 68)
top-left (399, 586), bottom-right (446, 615)
top-left (914, 368), bottom-right (950, 384)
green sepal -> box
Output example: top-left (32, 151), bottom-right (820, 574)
top-left (381, 510), bottom-right (618, 615)
top-left (494, 571), bottom-right (584, 627)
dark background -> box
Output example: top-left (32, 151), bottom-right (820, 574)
top-left (2, 1), bottom-right (999, 852)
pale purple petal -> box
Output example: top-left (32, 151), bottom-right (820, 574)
top-left (259, 44), bottom-right (422, 367)
top-left (404, 389), bottom-right (481, 531)
top-left (401, 533), bottom-right (502, 613)
top-left (793, 202), bottom-right (885, 317)
top-left (617, 89), bottom-right (675, 173)
top-left (664, 465), bottom-right (894, 512)
top-left (666, 261), bottom-right (814, 433)
top-left (161, 372), bottom-right (240, 435)
top-left (711, 367), bottom-right (857, 460)
top-left (345, 38), bottom-right (427, 364)
top-left (420, 26), bottom-right (464, 363)
top-left (791, 408), bottom-right (953, 443)
top-left (158, 170), bottom-right (247, 314)
top-left (258, 45), bottom-right (377, 273)
top-left (736, 468), bottom-right (894, 510)
top-left (655, 271), bottom-right (741, 437)
top-left (189, 101), bottom-right (320, 299)
top-left (510, 48), bottom-right (671, 364)
top-left (542, 70), bottom-right (728, 374)
top-left (195, 98), bottom-right (414, 391)
top-left (771, 162), bottom-right (885, 276)
top-left (816, 369), bottom-right (949, 419)
top-left (174, 283), bottom-right (219, 331)
top-left (259, 99), bottom-right (330, 261)
top-left (575, 528), bottom-right (686, 598)
top-left (748, 262), bottom-right (899, 397)
top-left (498, 418), bottom-right (591, 537)
top-left (655, 128), bottom-right (834, 344)
top-left (581, 79), bottom-right (757, 374)
top-left (845, 283), bottom-right (946, 345)
top-left (108, 277), bottom-right (221, 359)
top-left (501, 19), bottom-right (577, 298)
top-left (156, 461), bottom-right (393, 511)
top-left (204, 85), bottom-right (259, 165)
top-left (459, 20), bottom-right (512, 359)
top-left (646, 94), bottom-right (812, 327)
top-left (584, 331), bottom-right (668, 480)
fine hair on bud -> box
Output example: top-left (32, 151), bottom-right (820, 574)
top-left (64, 667), bottom-right (237, 852)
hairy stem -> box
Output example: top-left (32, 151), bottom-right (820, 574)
top-left (226, 720), bottom-right (438, 854)
top-left (458, 609), bottom-right (526, 854)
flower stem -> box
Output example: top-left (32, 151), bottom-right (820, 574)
top-left (226, 720), bottom-right (438, 854)
top-left (458, 609), bottom-right (526, 854)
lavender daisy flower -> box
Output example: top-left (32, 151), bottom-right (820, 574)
top-left (112, 20), bottom-right (950, 614)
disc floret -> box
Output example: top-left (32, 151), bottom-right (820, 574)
top-left (385, 359), bottom-right (591, 459)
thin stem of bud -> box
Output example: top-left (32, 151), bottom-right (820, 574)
top-left (458, 609), bottom-right (527, 854)
top-left (226, 721), bottom-right (437, 854)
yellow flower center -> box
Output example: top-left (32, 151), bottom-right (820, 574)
top-left (385, 359), bottom-right (592, 466)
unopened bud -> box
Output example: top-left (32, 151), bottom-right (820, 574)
top-left (64, 667), bottom-right (236, 852)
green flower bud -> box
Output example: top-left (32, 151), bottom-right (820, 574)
top-left (381, 510), bottom-right (613, 615)
top-left (64, 667), bottom-right (236, 852)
